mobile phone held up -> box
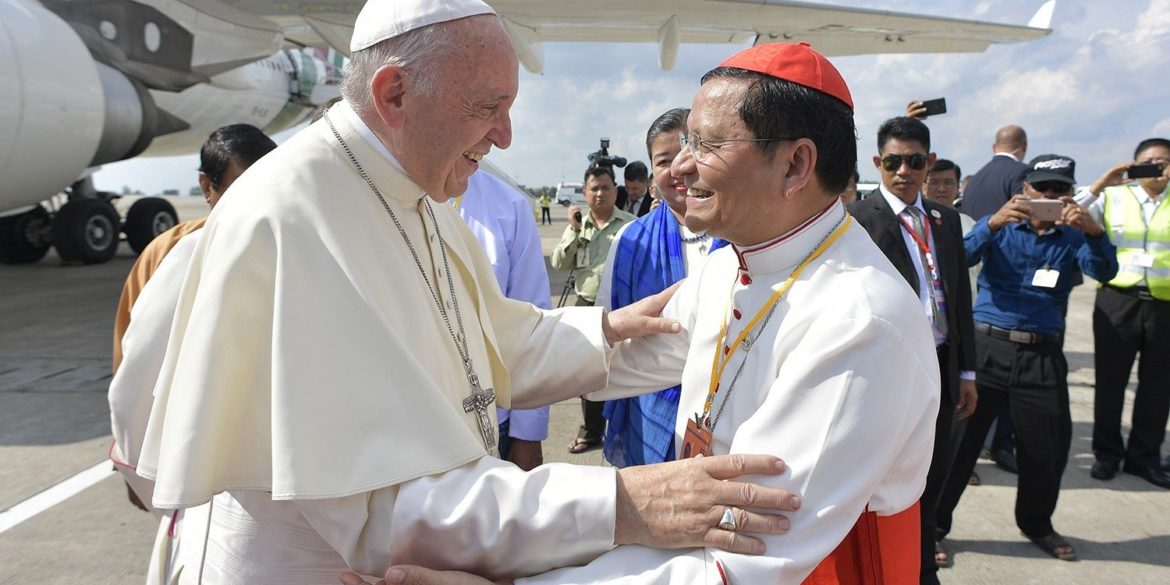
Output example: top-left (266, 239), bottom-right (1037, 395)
top-left (1127, 163), bottom-right (1164, 179)
top-left (1021, 199), bottom-right (1063, 222)
top-left (921, 98), bottom-right (947, 117)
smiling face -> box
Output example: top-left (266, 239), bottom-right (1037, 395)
top-left (648, 130), bottom-right (688, 217)
top-left (389, 16), bottom-right (517, 199)
top-left (672, 78), bottom-right (787, 245)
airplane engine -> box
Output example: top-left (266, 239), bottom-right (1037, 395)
top-left (0, 0), bottom-right (105, 215)
top-left (0, 0), bottom-right (182, 264)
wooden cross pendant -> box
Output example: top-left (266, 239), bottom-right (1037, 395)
top-left (462, 374), bottom-right (497, 451)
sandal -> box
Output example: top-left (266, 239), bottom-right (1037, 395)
top-left (1028, 532), bottom-right (1078, 561)
top-left (935, 540), bottom-right (955, 568)
top-left (567, 438), bottom-right (602, 454)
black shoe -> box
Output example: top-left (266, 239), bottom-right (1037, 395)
top-left (993, 448), bottom-right (1019, 474)
top-left (1123, 461), bottom-right (1170, 489)
top-left (1090, 460), bottom-right (1119, 480)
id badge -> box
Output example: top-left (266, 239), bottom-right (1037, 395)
top-left (680, 417), bottom-right (713, 459)
top-left (1032, 268), bottom-right (1060, 288)
top-left (575, 245), bottom-right (589, 269)
top-left (1131, 252), bottom-right (1155, 268)
top-left (924, 252), bottom-right (940, 281)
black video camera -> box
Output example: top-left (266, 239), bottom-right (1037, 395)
top-left (587, 138), bottom-right (627, 170)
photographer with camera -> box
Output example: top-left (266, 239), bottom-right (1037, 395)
top-left (1077, 138), bottom-right (1170, 488)
top-left (551, 165), bottom-right (636, 454)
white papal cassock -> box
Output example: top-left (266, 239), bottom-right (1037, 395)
top-left (133, 101), bottom-right (622, 584)
top-left (518, 202), bottom-right (940, 584)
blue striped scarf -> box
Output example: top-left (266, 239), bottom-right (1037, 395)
top-left (602, 204), bottom-right (726, 467)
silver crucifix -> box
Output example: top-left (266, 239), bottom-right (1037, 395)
top-left (462, 373), bottom-right (497, 451)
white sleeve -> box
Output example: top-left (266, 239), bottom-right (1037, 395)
top-left (595, 222), bottom-right (632, 312)
top-left (295, 457), bottom-right (617, 580)
top-left (520, 316), bottom-right (939, 584)
top-left (109, 232), bottom-right (202, 515)
top-left (585, 269), bottom-right (698, 402)
top-left (1075, 186), bottom-right (1106, 224)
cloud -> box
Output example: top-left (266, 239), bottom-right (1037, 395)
top-left (96, 0), bottom-right (1170, 194)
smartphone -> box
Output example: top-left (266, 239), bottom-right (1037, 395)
top-left (1127, 163), bottom-right (1164, 179)
top-left (921, 98), bottom-right (947, 116)
top-left (1021, 199), bottom-right (1064, 221)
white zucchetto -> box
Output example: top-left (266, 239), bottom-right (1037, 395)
top-left (350, 0), bottom-right (497, 52)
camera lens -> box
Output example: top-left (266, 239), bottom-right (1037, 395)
top-left (573, 210), bottom-right (582, 223)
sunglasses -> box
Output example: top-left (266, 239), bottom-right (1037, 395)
top-left (1030, 181), bottom-right (1072, 194)
top-left (881, 153), bottom-right (928, 172)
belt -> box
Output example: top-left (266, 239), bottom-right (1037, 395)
top-left (974, 322), bottom-right (1062, 345)
top-left (1104, 284), bottom-right (1162, 302)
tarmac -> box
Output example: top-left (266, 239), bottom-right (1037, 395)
top-left (0, 196), bottom-right (1167, 584)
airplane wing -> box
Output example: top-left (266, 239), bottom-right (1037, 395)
top-left (156, 0), bottom-right (1054, 73)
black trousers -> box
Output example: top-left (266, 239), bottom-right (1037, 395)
top-left (541, 208), bottom-right (552, 224)
top-left (920, 346), bottom-right (955, 585)
top-left (574, 296), bottom-right (606, 442)
top-left (937, 329), bottom-right (1071, 539)
top-left (1092, 286), bottom-right (1170, 469)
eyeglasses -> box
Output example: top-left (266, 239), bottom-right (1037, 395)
top-left (1029, 181), bottom-right (1072, 194)
top-left (926, 178), bottom-right (958, 188)
top-left (680, 132), bottom-right (797, 161)
top-left (881, 154), bottom-right (928, 172)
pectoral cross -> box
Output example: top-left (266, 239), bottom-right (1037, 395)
top-left (462, 372), bottom-right (497, 451)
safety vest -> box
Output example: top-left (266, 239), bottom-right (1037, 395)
top-left (1101, 185), bottom-right (1170, 300)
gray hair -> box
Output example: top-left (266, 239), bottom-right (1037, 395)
top-left (340, 20), bottom-right (459, 112)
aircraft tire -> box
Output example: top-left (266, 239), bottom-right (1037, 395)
top-left (53, 199), bottom-right (121, 265)
top-left (124, 197), bottom-right (179, 255)
top-left (0, 206), bottom-right (53, 264)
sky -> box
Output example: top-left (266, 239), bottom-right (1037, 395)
top-left (94, 0), bottom-right (1170, 195)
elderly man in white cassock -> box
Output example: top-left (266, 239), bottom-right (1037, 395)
top-left (130, 1), bottom-right (803, 584)
top-left (360, 42), bottom-right (940, 585)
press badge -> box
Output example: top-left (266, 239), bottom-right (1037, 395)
top-left (575, 245), bottom-right (589, 268)
top-left (1130, 252), bottom-right (1155, 268)
top-left (1032, 268), bottom-right (1060, 288)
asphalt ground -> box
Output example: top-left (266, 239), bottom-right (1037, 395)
top-left (0, 196), bottom-right (1167, 584)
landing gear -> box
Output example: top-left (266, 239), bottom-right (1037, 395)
top-left (124, 197), bottom-right (178, 254)
top-left (52, 198), bottom-right (121, 264)
top-left (0, 205), bottom-right (53, 264)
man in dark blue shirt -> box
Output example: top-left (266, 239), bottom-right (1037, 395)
top-left (936, 154), bottom-right (1117, 564)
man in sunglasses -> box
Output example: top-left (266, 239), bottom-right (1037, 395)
top-left (848, 116), bottom-right (977, 584)
top-left (937, 155), bottom-right (1117, 562)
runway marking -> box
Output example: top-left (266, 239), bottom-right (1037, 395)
top-left (0, 460), bottom-right (114, 535)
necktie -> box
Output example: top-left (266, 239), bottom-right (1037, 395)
top-left (903, 207), bottom-right (948, 337)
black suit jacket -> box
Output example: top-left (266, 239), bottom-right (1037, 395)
top-left (615, 186), bottom-right (653, 218)
top-left (848, 190), bottom-right (976, 405)
top-left (959, 155), bottom-right (1027, 221)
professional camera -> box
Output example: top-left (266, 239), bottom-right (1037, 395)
top-left (586, 138), bottom-right (627, 170)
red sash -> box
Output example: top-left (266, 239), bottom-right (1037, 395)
top-left (801, 502), bottom-right (920, 585)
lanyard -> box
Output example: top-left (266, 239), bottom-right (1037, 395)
top-left (702, 215), bottom-right (852, 423)
top-left (452, 195), bottom-right (463, 210)
top-left (897, 212), bottom-right (939, 279)
top-left (897, 212), bottom-right (933, 257)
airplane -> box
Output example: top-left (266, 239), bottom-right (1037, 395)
top-left (0, 0), bottom-right (1054, 265)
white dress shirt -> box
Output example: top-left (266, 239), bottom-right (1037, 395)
top-left (455, 172), bottom-right (552, 440)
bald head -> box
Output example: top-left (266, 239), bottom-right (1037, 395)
top-left (993, 125), bottom-right (1027, 158)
